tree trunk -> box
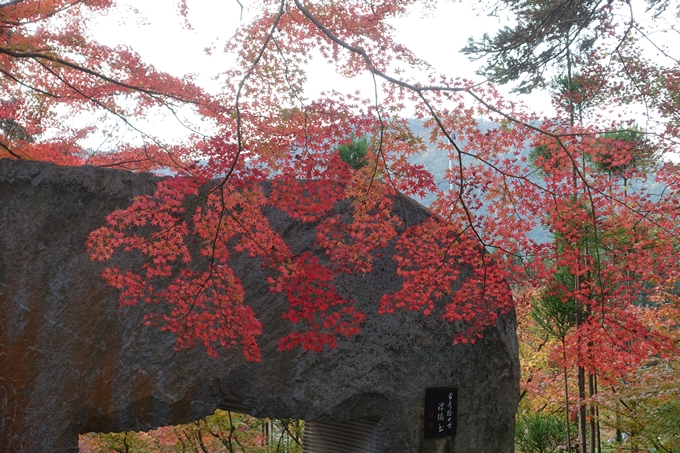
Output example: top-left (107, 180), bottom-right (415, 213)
top-left (588, 372), bottom-right (596, 453)
top-left (563, 341), bottom-right (572, 453)
top-left (595, 374), bottom-right (601, 453)
top-left (578, 366), bottom-right (587, 453)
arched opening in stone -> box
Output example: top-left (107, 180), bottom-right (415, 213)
top-left (78, 410), bottom-right (304, 453)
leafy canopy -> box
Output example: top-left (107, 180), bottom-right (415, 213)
top-left (0, 0), bottom-right (678, 374)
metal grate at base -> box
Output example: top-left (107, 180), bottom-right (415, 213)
top-left (302, 419), bottom-right (379, 453)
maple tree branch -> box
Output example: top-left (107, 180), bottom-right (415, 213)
top-left (398, 97), bottom-right (535, 264)
top-left (164, 103), bottom-right (210, 139)
top-left (295, 17), bottom-right (544, 248)
top-left (0, 140), bottom-right (22, 159)
top-left (270, 34), bottom-right (310, 152)
top-left (465, 89), bottom-right (680, 243)
top-left (634, 24), bottom-right (680, 65)
top-left (179, 7), bottom-right (291, 307)
top-left (0, 67), bottom-right (60, 98)
top-left (294, 0), bottom-right (484, 244)
top-left (36, 59), bottom-right (189, 171)
top-left (234, 0), bottom-right (244, 21)
top-left (274, 24), bottom-right (391, 230)
top-left (292, 0), bottom-right (467, 95)
top-left (3, 0), bottom-right (89, 26)
top-left (0, 46), bottom-right (198, 105)
top-left (225, 0), bottom-right (286, 186)
top-left (37, 0), bottom-right (89, 24)
top-left (171, 193), bottom-right (234, 340)
top-left (370, 71), bottom-right (387, 182)
top-left (422, 225), bottom-right (468, 290)
top-left (612, 4), bottom-right (653, 122)
top-left (613, 3), bottom-right (637, 57)
top-left (616, 47), bottom-right (652, 122)
top-left (292, 0), bottom-right (562, 255)
top-left (355, 71), bottom-right (402, 227)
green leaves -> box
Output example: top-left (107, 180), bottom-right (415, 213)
top-left (531, 269), bottom-right (579, 341)
top-left (463, 0), bottom-right (607, 93)
top-left (337, 133), bottom-right (369, 170)
top-left (515, 410), bottom-right (570, 453)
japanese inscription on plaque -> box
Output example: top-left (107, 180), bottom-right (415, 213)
top-left (423, 387), bottom-right (457, 439)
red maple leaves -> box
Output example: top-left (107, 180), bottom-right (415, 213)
top-left (87, 155), bottom-right (505, 360)
top-left (2, 0), bottom-right (678, 378)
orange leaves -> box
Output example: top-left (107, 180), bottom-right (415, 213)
top-left (379, 217), bottom-right (458, 315)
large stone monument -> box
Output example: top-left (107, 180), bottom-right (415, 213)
top-left (0, 158), bottom-right (519, 453)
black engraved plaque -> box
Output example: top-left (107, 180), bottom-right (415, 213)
top-left (423, 387), bottom-right (457, 439)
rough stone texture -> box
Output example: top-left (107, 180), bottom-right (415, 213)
top-left (0, 158), bottom-right (519, 453)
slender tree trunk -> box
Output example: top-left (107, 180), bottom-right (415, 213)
top-left (563, 340), bottom-right (572, 453)
top-left (566, 33), bottom-right (575, 127)
top-left (595, 374), bottom-right (601, 453)
top-left (574, 243), bottom-right (587, 453)
top-left (615, 401), bottom-right (622, 444)
top-left (226, 411), bottom-right (237, 453)
top-left (123, 432), bottom-right (130, 453)
top-left (588, 373), bottom-right (596, 453)
top-left (195, 422), bottom-right (210, 453)
top-left (578, 366), bottom-right (587, 453)
top-left (575, 253), bottom-right (587, 453)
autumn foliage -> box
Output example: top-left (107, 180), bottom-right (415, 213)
top-left (79, 409), bottom-right (303, 453)
top-left (3, 5), bottom-right (680, 445)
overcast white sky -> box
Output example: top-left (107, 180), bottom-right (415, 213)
top-left (86, 0), bottom-right (680, 161)
top-left (89, 0), bottom-right (554, 115)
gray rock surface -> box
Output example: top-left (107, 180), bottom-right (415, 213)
top-left (0, 158), bottom-right (519, 453)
